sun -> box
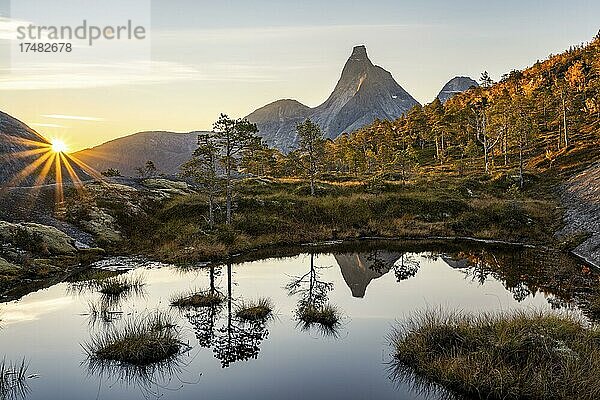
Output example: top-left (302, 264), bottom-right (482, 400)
top-left (51, 139), bottom-right (68, 154)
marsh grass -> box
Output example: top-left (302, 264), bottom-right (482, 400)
top-left (297, 304), bottom-right (341, 335)
top-left (235, 298), bottom-right (274, 321)
top-left (0, 358), bottom-right (30, 400)
top-left (84, 312), bottom-right (182, 366)
top-left (98, 275), bottom-right (146, 296)
top-left (85, 300), bottom-right (123, 327)
top-left (66, 269), bottom-right (122, 295)
top-left (170, 290), bottom-right (224, 309)
top-left (390, 309), bottom-right (600, 400)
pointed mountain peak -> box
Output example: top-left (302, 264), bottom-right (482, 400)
top-left (345, 45), bottom-right (373, 69)
top-left (247, 44), bottom-right (420, 151)
top-left (349, 45), bottom-right (369, 61)
top-left (339, 45), bottom-right (373, 83)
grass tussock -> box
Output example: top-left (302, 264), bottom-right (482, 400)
top-left (236, 298), bottom-right (274, 321)
top-left (97, 275), bottom-right (145, 296)
top-left (298, 304), bottom-right (341, 333)
top-left (86, 300), bottom-right (123, 326)
top-left (67, 269), bottom-right (122, 294)
top-left (391, 309), bottom-right (600, 400)
top-left (170, 290), bottom-right (224, 309)
top-left (84, 312), bottom-right (181, 366)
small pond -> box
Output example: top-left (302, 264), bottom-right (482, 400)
top-left (0, 241), bottom-right (594, 400)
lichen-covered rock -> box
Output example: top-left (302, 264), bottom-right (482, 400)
top-left (142, 178), bottom-right (192, 197)
top-left (0, 257), bottom-right (21, 276)
top-left (0, 221), bottom-right (77, 255)
top-left (78, 208), bottom-right (123, 244)
top-left (561, 161), bottom-right (600, 267)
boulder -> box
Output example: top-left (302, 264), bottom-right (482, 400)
top-left (0, 221), bottom-right (78, 255)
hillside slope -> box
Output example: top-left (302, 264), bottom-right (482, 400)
top-left (73, 130), bottom-right (209, 177)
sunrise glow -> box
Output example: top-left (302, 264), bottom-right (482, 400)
top-left (51, 139), bottom-right (68, 154)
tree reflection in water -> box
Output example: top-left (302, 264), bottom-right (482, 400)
top-left (184, 265), bottom-right (223, 348)
top-left (286, 253), bottom-right (342, 336)
top-left (183, 264), bottom-right (271, 368)
top-left (442, 248), bottom-right (598, 315)
top-left (213, 264), bottom-right (270, 368)
top-left (366, 251), bottom-right (421, 282)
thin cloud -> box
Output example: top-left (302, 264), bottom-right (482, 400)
top-left (0, 60), bottom-right (276, 90)
top-left (42, 114), bottom-right (105, 122)
top-left (154, 23), bottom-right (436, 42)
top-left (0, 17), bottom-right (33, 40)
top-left (1, 296), bottom-right (73, 324)
top-left (30, 122), bottom-right (69, 128)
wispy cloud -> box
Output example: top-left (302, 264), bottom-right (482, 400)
top-left (0, 60), bottom-right (276, 90)
top-left (0, 17), bottom-right (33, 41)
top-left (1, 296), bottom-right (73, 324)
top-left (42, 114), bottom-right (104, 122)
top-left (30, 122), bottom-right (69, 128)
top-left (154, 23), bottom-right (435, 42)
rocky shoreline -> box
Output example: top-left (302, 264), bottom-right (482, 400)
top-left (561, 161), bottom-right (600, 268)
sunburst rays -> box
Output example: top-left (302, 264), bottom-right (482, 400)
top-left (1, 133), bottom-right (105, 209)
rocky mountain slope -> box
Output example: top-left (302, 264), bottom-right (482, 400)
top-left (0, 111), bottom-right (92, 186)
top-left (0, 111), bottom-right (52, 186)
top-left (247, 45), bottom-right (420, 152)
top-left (436, 76), bottom-right (478, 103)
top-left (73, 130), bottom-right (210, 177)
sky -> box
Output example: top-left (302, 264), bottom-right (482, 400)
top-left (0, 0), bottom-right (599, 152)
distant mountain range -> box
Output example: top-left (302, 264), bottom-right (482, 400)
top-left (247, 45), bottom-right (422, 152)
top-left (73, 131), bottom-right (210, 177)
top-left (1, 46), bottom-right (477, 177)
top-left (436, 76), bottom-right (479, 104)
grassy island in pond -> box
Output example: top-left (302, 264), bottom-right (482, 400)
top-left (391, 310), bottom-right (600, 400)
top-left (236, 298), bottom-right (274, 321)
top-left (85, 313), bottom-right (182, 366)
top-left (170, 290), bottom-right (225, 309)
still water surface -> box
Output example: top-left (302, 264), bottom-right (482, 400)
top-left (0, 243), bottom-right (588, 400)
